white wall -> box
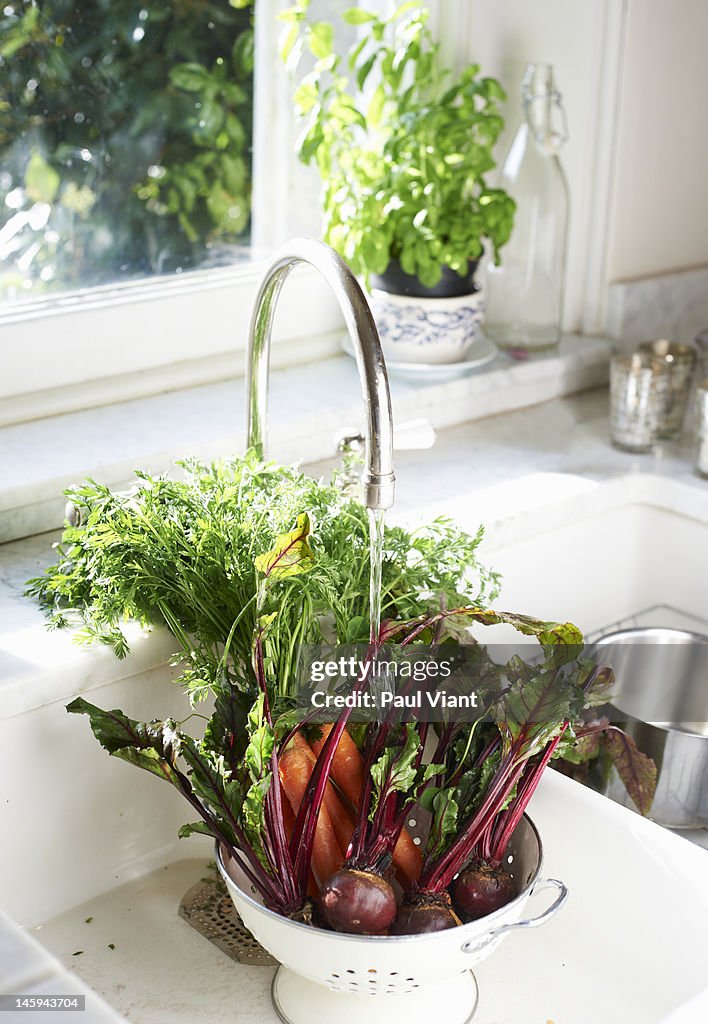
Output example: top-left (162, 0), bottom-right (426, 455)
top-left (434, 0), bottom-right (708, 331)
top-left (607, 0), bottom-right (708, 281)
top-left (432, 0), bottom-right (624, 333)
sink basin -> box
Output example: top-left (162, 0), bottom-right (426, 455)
top-left (406, 471), bottom-right (708, 637)
top-left (1, 470), bottom-right (707, 1022)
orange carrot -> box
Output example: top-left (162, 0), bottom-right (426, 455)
top-left (289, 734), bottom-right (356, 857)
top-left (392, 828), bottom-right (423, 886)
top-left (278, 738), bottom-right (344, 888)
top-left (312, 723), bottom-right (422, 884)
top-left (311, 724), bottom-right (364, 808)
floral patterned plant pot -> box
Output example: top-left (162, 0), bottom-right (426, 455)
top-left (369, 286), bottom-right (485, 365)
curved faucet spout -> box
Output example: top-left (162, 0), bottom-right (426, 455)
top-left (245, 238), bottom-right (395, 511)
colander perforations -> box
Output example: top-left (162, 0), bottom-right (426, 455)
top-left (326, 968), bottom-right (420, 995)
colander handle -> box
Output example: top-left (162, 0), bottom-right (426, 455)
top-left (460, 877), bottom-right (568, 955)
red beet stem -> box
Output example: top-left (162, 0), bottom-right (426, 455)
top-left (420, 752), bottom-right (525, 892)
top-left (291, 646), bottom-right (376, 891)
top-left (485, 729), bottom-right (566, 865)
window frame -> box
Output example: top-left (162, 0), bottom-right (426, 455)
top-left (1, 0), bottom-right (341, 419)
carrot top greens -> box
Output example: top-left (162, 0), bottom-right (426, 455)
top-left (27, 451), bottom-right (497, 704)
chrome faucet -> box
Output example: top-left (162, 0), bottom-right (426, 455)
top-left (245, 238), bottom-right (396, 511)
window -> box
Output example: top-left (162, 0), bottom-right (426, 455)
top-left (0, 0), bottom-right (341, 420)
top-left (1, 1), bottom-right (254, 300)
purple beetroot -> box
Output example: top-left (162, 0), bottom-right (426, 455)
top-left (452, 862), bottom-right (515, 921)
top-left (389, 891), bottom-right (462, 934)
top-left (318, 868), bottom-right (398, 935)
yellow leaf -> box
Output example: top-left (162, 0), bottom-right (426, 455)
top-left (255, 513), bottom-right (314, 581)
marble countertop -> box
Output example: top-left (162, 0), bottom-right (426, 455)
top-left (310, 386), bottom-right (708, 530)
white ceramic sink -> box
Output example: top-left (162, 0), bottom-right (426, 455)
top-left (1, 469), bottom-right (707, 1022)
top-left (402, 470), bottom-right (708, 637)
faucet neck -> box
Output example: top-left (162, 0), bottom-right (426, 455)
top-left (246, 238), bottom-right (395, 511)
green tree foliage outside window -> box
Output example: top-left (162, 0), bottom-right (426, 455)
top-left (0, 1), bottom-right (254, 301)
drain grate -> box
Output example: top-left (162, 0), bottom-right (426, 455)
top-left (179, 866), bottom-right (276, 967)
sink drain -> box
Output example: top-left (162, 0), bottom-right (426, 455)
top-left (179, 865), bottom-right (276, 967)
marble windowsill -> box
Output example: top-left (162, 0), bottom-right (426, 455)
top-left (0, 334), bottom-right (609, 545)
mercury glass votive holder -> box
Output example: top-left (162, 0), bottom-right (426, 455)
top-left (694, 382), bottom-right (708, 479)
top-left (610, 353), bottom-right (669, 453)
top-left (695, 330), bottom-right (708, 380)
top-left (638, 339), bottom-right (696, 438)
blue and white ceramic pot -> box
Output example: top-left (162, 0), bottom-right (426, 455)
top-left (368, 285), bottom-right (486, 365)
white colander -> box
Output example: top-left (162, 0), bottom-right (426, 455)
top-left (216, 815), bottom-right (567, 1024)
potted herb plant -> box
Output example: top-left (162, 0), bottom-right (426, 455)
top-left (281, 1), bottom-right (515, 363)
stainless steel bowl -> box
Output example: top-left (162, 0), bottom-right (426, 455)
top-left (592, 627), bottom-right (708, 828)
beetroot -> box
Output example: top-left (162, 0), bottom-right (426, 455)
top-left (388, 873), bottom-right (404, 909)
top-left (389, 892), bottom-right (461, 935)
top-left (318, 868), bottom-right (397, 935)
top-left (452, 862), bottom-right (515, 921)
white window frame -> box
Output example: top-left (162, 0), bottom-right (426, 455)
top-left (0, 0), bottom-right (342, 422)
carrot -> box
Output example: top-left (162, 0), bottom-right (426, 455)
top-left (278, 738), bottom-right (344, 888)
top-left (312, 723), bottom-right (422, 884)
top-left (392, 828), bottom-right (423, 886)
top-left (289, 733), bottom-right (356, 857)
top-left (311, 724), bottom-right (364, 808)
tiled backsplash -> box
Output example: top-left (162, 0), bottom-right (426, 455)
top-left (606, 265), bottom-right (708, 348)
